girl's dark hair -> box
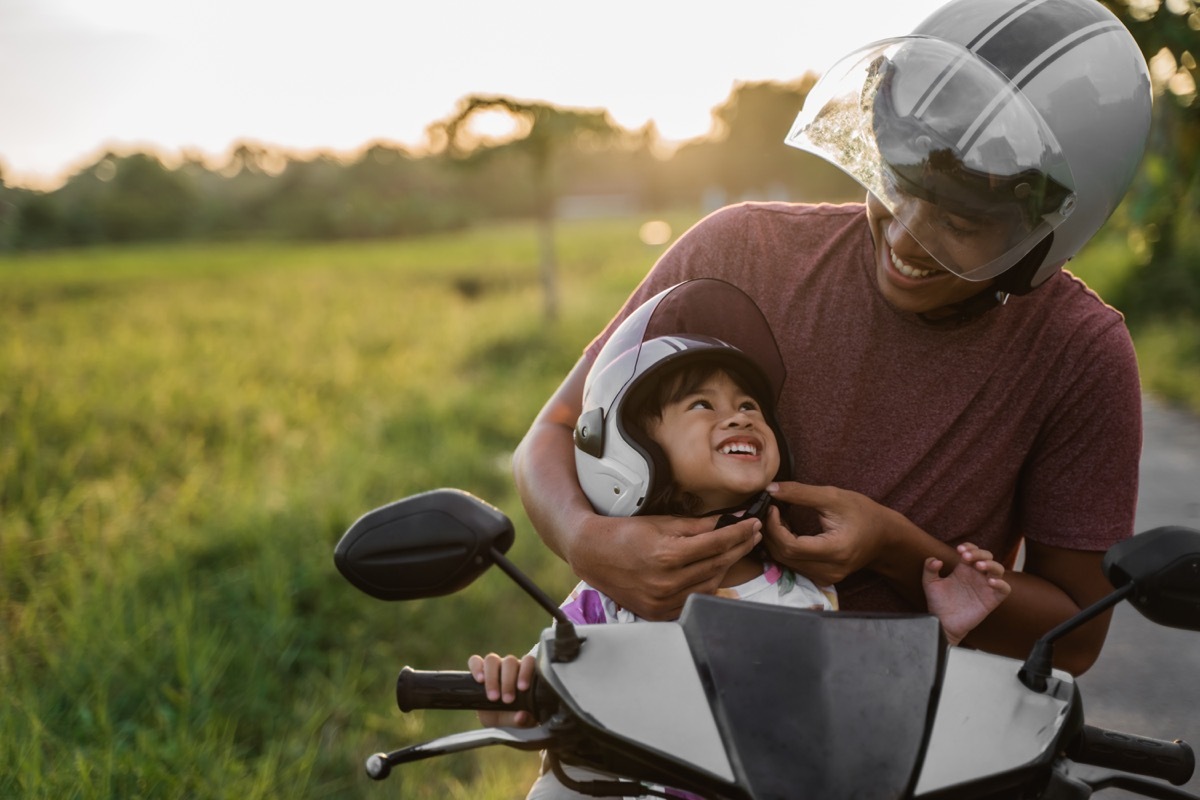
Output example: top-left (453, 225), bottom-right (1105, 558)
top-left (623, 356), bottom-right (770, 517)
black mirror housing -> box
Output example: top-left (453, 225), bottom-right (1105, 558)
top-left (334, 488), bottom-right (515, 601)
top-left (1103, 526), bottom-right (1200, 632)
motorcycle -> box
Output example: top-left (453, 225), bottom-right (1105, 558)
top-left (334, 488), bottom-right (1200, 799)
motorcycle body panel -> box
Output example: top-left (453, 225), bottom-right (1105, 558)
top-left (541, 595), bottom-right (947, 799)
top-left (538, 620), bottom-right (738, 787)
top-left (915, 647), bottom-right (1076, 797)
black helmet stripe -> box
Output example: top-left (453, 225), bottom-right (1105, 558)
top-left (958, 20), bottom-right (1125, 154)
top-left (908, 0), bottom-right (1122, 157)
top-left (1007, 21), bottom-right (1125, 91)
top-left (964, 0), bottom-right (1120, 82)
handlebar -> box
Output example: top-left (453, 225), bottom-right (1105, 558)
top-left (1067, 724), bottom-right (1196, 787)
top-left (395, 667), bottom-right (543, 716)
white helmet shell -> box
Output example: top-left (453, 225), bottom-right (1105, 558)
top-left (574, 279), bottom-right (788, 517)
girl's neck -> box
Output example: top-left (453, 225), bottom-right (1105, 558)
top-left (721, 554), bottom-right (764, 587)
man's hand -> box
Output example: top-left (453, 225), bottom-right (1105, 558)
top-left (761, 481), bottom-right (904, 585)
top-left (571, 513), bottom-right (763, 620)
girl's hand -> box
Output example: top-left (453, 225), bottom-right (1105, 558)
top-left (467, 652), bottom-right (536, 728)
top-left (924, 543), bottom-right (1012, 646)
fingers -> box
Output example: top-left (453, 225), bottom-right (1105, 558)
top-left (469, 653), bottom-right (536, 727)
top-left (760, 505), bottom-right (852, 585)
top-left (685, 515), bottom-right (762, 559)
top-left (633, 517), bottom-right (763, 618)
top-left (923, 556), bottom-right (944, 587)
top-left (957, 542), bottom-right (1005, 577)
top-left (468, 653), bottom-right (530, 703)
top-left (765, 480), bottom-right (840, 508)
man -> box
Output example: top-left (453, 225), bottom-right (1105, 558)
top-left (513, 0), bottom-right (1151, 675)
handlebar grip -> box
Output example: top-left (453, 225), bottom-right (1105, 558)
top-left (1068, 724), bottom-right (1196, 786)
top-left (395, 667), bottom-right (538, 714)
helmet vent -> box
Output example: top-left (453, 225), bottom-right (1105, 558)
top-left (574, 408), bottom-right (605, 458)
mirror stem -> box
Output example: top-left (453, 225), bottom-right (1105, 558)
top-left (488, 547), bottom-right (585, 662)
top-left (1018, 582), bottom-right (1135, 692)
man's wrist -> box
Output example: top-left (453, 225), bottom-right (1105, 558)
top-left (872, 507), bottom-right (944, 582)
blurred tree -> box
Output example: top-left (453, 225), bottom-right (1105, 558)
top-left (1102, 0), bottom-right (1200, 318)
top-left (668, 78), bottom-right (862, 207)
top-left (430, 95), bottom-right (621, 320)
top-left (93, 153), bottom-right (199, 242)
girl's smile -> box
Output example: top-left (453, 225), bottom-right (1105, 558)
top-left (648, 371), bottom-right (780, 513)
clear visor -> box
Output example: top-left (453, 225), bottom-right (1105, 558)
top-left (582, 279), bottom-right (785, 417)
top-left (785, 36), bottom-right (1077, 281)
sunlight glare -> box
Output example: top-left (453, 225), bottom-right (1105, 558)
top-left (464, 109), bottom-right (525, 146)
top-left (639, 220), bottom-right (673, 246)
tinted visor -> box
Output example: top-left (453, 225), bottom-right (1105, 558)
top-left (785, 36), bottom-right (1076, 281)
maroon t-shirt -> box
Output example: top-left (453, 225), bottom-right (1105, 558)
top-left (587, 202), bottom-right (1142, 612)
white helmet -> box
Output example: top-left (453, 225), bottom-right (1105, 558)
top-left (574, 279), bottom-right (791, 517)
top-left (785, 0), bottom-right (1152, 293)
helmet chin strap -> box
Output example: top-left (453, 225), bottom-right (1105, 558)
top-left (712, 490), bottom-right (774, 529)
top-left (917, 231), bottom-right (1055, 326)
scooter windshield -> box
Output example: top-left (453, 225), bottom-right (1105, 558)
top-left (541, 595), bottom-right (946, 798)
top-left (580, 279), bottom-right (786, 425)
top-left (680, 596), bottom-right (945, 798)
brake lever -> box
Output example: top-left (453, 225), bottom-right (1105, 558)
top-left (366, 724), bottom-right (555, 779)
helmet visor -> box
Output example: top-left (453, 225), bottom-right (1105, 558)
top-left (785, 36), bottom-right (1077, 281)
top-left (583, 279), bottom-right (786, 419)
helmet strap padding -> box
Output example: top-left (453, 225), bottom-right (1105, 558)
top-left (992, 230), bottom-right (1055, 297)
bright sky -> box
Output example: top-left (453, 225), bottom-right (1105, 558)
top-left (0, 0), bottom-right (950, 190)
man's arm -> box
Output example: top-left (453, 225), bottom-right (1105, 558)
top-left (763, 483), bottom-right (1115, 675)
top-left (960, 541), bottom-right (1114, 675)
top-left (511, 355), bottom-right (763, 620)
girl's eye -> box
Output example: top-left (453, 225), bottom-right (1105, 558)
top-left (688, 399), bottom-right (713, 411)
top-left (739, 401), bottom-right (760, 412)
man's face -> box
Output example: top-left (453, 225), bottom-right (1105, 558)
top-left (865, 192), bottom-right (1000, 316)
top-left (647, 370), bottom-right (780, 513)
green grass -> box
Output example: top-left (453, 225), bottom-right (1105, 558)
top-left (2, 211), bottom-right (1196, 799)
top-left (0, 215), bottom-right (689, 799)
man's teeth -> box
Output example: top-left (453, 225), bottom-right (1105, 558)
top-left (892, 250), bottom-right (936, 278)
top-left (721, 443), bottom-right (757, 455)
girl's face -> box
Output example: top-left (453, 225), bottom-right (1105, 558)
top-left (647, 370), bottom-right (780, 513)
top-left (865, 192), bottom-right (999, 315)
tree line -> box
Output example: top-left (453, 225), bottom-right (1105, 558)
top-left (0, 0), bottom-right (1194, 321)
top-left (0, 79), bottom-right (859, 251)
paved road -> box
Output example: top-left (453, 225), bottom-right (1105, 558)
top-left (1073, 395), bottom-right (1200, 798)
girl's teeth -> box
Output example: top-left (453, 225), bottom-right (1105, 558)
top-left (892, 250), bottom-right (936, 278)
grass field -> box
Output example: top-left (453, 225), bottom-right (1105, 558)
top-left (2, 212), bottom-right (1195, 799)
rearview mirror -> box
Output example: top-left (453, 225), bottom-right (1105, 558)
top-left (1103, 526), bottom-right (1200, 632)
top-left (334, 488), bottom-right (514, 601)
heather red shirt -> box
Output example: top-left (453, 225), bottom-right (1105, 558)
top-left (587, 202), bottom-right (1142, 612)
